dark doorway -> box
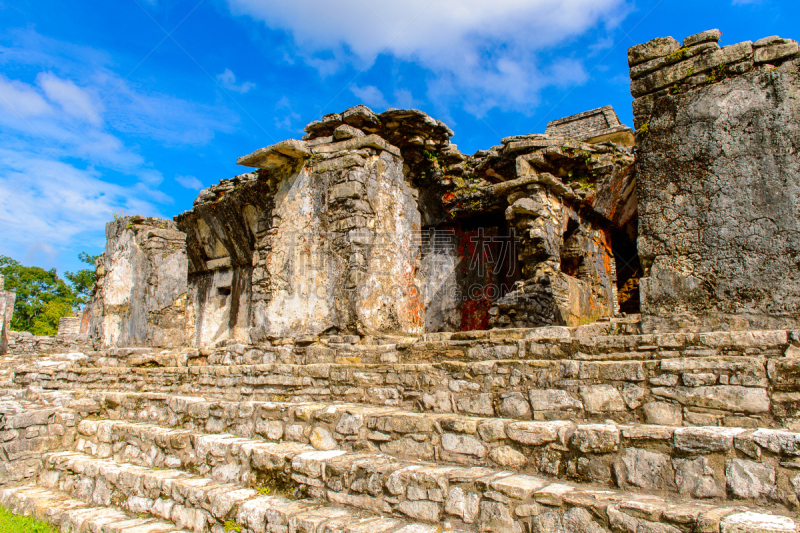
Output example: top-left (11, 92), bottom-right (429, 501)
top-left (611, 216), bottom-right (641, 314)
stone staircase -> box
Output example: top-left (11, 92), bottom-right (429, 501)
top-left (2, 323), bottom-right (800, 532)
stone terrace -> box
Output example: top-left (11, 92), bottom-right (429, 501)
top-left (3, 319), bottom-right (800, 532)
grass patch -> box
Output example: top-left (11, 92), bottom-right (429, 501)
top-left (0, 506), bottom-right (56, 533)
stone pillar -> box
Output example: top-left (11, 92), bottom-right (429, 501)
top-left (0, 275), bottom-right (16, 355)
top-left (630, 30), bottom-right (800, 331)
top-left (88, 216), bottom-right (189, 347)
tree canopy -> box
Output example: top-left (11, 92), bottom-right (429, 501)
top-left (65, 252), bottom-right (100, 304)
top-left (0, 253), bottom-right (98, 336)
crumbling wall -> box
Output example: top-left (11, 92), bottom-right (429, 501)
top-left (177, 110), bottom-right (445, 345)
top-left (630, 30), bottom-right (800, 332)
top-left (0, 275), bottom-right (15, 355)
top-left (87, 216), bottom-right (189, 347)
top-left (439, 135), bottom-right (636, 328)
top-left (175, 105), bottom-right (638, 341)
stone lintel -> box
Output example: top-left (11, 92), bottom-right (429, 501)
top-left (584, 126), bottom-right (635, 147)
top-left (310, 134), bottom-right (401, 157)
top-left (237, 139), bottom-right (311, 170)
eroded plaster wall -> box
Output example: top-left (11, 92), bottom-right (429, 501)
top-left (0, 275), bottom-right (15, 355)
top-left (88, 216), bottom-right (189, 347)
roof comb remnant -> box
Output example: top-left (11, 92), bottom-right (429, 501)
top-left (545, 105), bottom-right (634, 146)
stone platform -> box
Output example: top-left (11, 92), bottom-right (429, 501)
top-left (2, 322), bottom-right (799, 532)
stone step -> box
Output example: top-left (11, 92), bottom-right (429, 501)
top-left (71, 391), bottom-right (800, 511)
top-left (69, 328), bottom-right (795, 367)
top-left (41, 451), bottom-right (440, 533)
top-left (42, 443), bottom-right (799, 533)
top-left (17, 350), bottom-right (799, 429)
top-left (0, 484), bottom-right (191, 532)
top-left (0, 398), bottom-right (78, 485)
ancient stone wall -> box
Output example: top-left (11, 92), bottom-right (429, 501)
top-left (177, 122), bottom-right (430, 345)
top-left (440, 135), bottom-right (637, 328)
top-left (0, 275), bottom-right (14, 355)
top-left (171, 105), bottom-right (639, 344)
top-left (86, 216), bottom-right (189, 347)
top-left (630, 30), bottom-right (800, 332)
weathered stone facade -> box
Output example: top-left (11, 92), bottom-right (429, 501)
top-left (86, 216), bottom-right (189, 348)
top-left (631, 30), bottom-right (800, 332)
top-left (176, 132), bottom-right (425, 345)
top-left (166, 106), bottom-right (638, 346)
top-left (0, 274), bottom-right (14, 355)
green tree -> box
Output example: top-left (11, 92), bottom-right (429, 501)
top-left (0, 255), bottom-right (81, 335)
top-left (65, 252), bottom-right (99, 304)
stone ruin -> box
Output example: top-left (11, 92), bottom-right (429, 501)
top-left (71, 104), bottom-right (640, 348)
top-left (0, 275), bottom-right (14, 356)
top-left (0, 28), bottom-right (799, 533)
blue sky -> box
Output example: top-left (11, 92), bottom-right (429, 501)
top-left (0, 0), bottom-right (793, 276)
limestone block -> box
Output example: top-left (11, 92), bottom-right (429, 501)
top-left (683, 29), bottom-right (722, 48)
top-left (488, 446), bottom-right (527, 468)
top-left (652, 386), bottom-right (769, 414)
top-left (720, 512), bottom-right (796, 533)
top-left (441, 433), bottom-right (486, 458)
top-left (571, 424), bottom-right (619, 453)
top-left (579, 385), bottom-right (626, 413)
top-left (749, 428), bottom-right (800, 455)
top-left (529, 389), bottom-right (583, 412)
top-left (489, 474), bottom-right (548, 500)
top-left (673, 457), bottom-right (724, 498)
top-left (619, 448), bottom-right (675, 490)
top-left (396, 500), bottom-right (440, 522)
top-left (237, 139), bottom-right (311, 170)
top-left (333, 124), bottom-right (365, 140)
top-left (310, 134), bottom-right (401, 157)
top-left (628, 36), bottom-right (681, 67)
top-left (631, 42), bottom-right (753, 97)
top-left (444, 486), bottom-right (480, 523)
top-left (674, 427), bottom-right (746, 453)
top-left (754, 41), bottom-right (799, 63)
top-left (456, 394), bottom-right (494, 416)
top-left (725, 459), bottom-right (776, 499)
top-left (505, 421), bottom-right (572, 446)
top-left (642, 402), bottom-right (682, 425)
top-left (497, 392), bottom-right (532, 419)
top-left (629, 42), bottom-right (720, 80)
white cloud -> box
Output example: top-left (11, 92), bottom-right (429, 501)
top-left (351, 85), bottom-right (388, 109)
top-left (349, 85), bottom-right (421, 111)
top-left (217, 68), bottom-right (256, 94)
top-left (175, 174), bottom-right (203, 189)
top-left (226, 0), bottom-right (630, 112)
top-left (274, 96), bottom-right (301, 131)
top-left (0, 29), bottom-right (237, 266)
top-left (0, 77), bottom-right (52, 117)
top-left (394, 89), bottom-right (418, 109)
top-left (38, 72), bottom-right (103, 125)
top-left (0, 146), bottom-right (163, 261)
